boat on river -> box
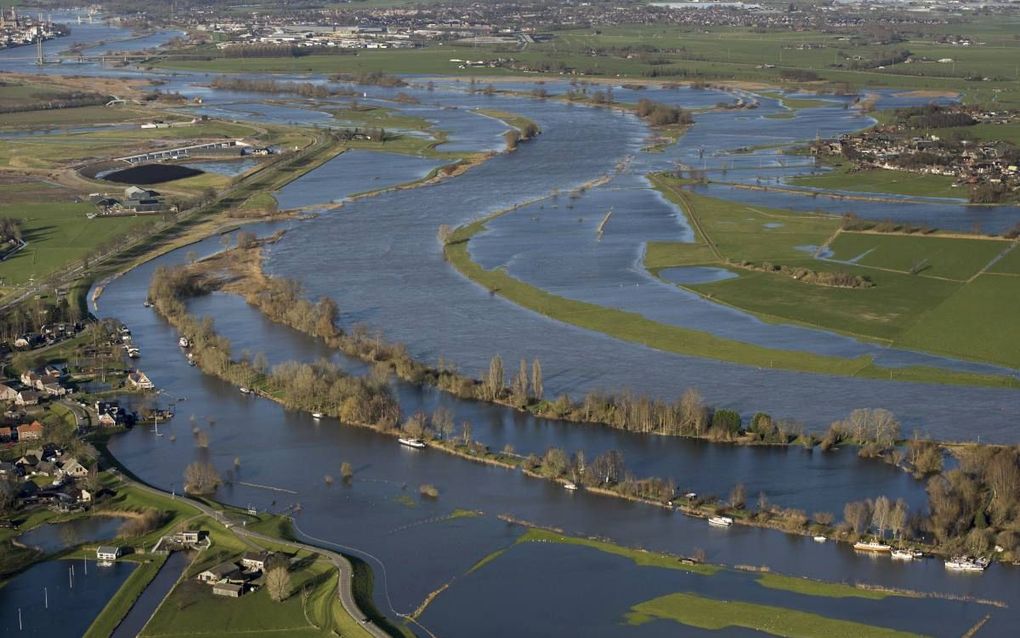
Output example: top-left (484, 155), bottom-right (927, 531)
top-left (891, 549), bottom-right (915, 560)
top-left (945, 556), bottom-right (987, 572)
top-left (398, 437), bottom-right (426, 449)
top-left (563, 482), bottom-right (578, 491)
top-left (813, 535), bottom-right (827, 543)
top-left (239, 387), bottom-right (251, 395)
top-left (178, 337), bottom-right (190, 348)
top-left (312, 412), bottom-right (324, 419)
top-left (708, 516), bottom-right (733, 528)
top-left (853, 540), bottom-right (892, 553)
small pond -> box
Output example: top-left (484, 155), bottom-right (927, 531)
top-left (657, 266), bottom-right (739, 285)
top-left (17, 516), bottom-right (126, 554)
top-left (102, 163), bottom-right (204, 185)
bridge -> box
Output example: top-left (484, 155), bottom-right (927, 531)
top-left (114, 140), bottom-right (250, 165)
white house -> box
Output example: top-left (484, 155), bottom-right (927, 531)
top-left (96, 546), bottom-right (123, 561)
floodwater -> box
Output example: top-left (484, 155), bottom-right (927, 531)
top-left (16, 517), bottom-right (126, 554)
top-left (0, 559), bottom-right (135, 636)
top-left (6, 17), bottom-right (1020, 636)
top-left (274, 150), bottom-right (447, 209)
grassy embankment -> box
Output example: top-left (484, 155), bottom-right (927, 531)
top-left (442, 188), bottom-right (1017, 385)
top-left (647, 176), bottom-right (1020, 371)
top-left (626, 592), bottom-right (921, 638)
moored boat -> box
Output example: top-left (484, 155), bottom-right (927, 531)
top-left (312, 412), bottom-right (324, 419)
top-left (563, 482), bottom-right (578, 491)
top-left (891, 549), bottom-right (914, 560)
top-left (398, 437), bottom-right (426, 449)
top-left (239, 387), bottom-right (251, 395)
top-left (708, 516), bottom-right (733, 528)
top-left (944, 556), bottom-right (986, 572)
top-left (178, 336), bottom-right (190, 348)
top-left (853, 540), bottom-right (892, 553)
top-left (813, 535), bottom-right (827, 543)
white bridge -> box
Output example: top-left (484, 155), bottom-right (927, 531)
top-left (115, 139), bottom-right (250, 164)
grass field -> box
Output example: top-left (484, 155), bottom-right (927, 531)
top-left (790, 163), bottom-right (961, 200)
top-left (330, 104), bottom-right (433, 132)
top-left (0, 200), bottom-right (151, 288)
top-left (626, 592), bottom-right (921, 638)
top-left (827, 232), bottom-right (1007, 281)
top-left (647, 176), bottom-right (1020, 369)
top-left (756, 573), bottom-right (888, 600)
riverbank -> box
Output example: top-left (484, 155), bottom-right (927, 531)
top-left (138, 242), bottom-right (1020, 566)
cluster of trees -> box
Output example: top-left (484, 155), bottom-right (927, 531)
top-left (894, 105), bottom-right (976, 130)
top-left (732, 259), bottom-right (874, 289)
top-left (847, 49), bottom-right (911, 70)
top-left (841, 213), bottom-right (937, 235)
top-left (843, 496), bottom-right (910, 540)
top-left (926, 446), bottom-right (1020, 555)
top-left (149, 263), bottom-right (399, 430)
top-left (218, 44), bottom-right (350, 59)
top-left (524, 447), bottom-right (676, 503)
top-left (184, 460), bottom-right (221, 495)
top-left (635, 99), bottom-right (694, 127)
top-left (0, 217), bottom-right (22, 245)
top-left (209, 77), bottom-right (332, 98)
top-left (821, 408), bottom-right (901, 456)
top-left (1, 295), bottom-right (84, 343)
top-left (0, 91), bottom-right (108, 114)
top-left (331, 72), bottom-right (407, 88)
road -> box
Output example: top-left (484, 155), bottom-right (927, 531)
top-left (121, 476), bottom-right (392, 638)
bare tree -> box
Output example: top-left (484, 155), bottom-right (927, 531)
top-left (872, 496), bottom-right (891, 539)
top-left (889, 499), bottom-right (908, 540)
top-left (183, 461), bottom-right (221, 495)
top-left (531, 359), bottom-right (543, 401)
top-left (266, 565), bottom-right (291, 602)
top-left (680, 388), bottom-right (708, 436)
top-left (843, 500), bottom-right (872, 536)
top-left (730, 483), bottom-right (746, 509)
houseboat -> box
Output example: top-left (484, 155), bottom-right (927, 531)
top-left (398, 437), bottom-right (426, 449)
top-left (708, 516), bottom-right (733, 528)
top-left (853, 540), bottom-right (892, 553)
top-left (944, 556), bottom-right (986, 572)
top-left (891, 549), bottom-right (915, 560)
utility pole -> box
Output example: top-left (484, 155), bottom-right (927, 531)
top-left (35, 30), bottom-right (44, 66)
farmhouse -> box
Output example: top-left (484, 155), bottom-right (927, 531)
top-left (212, 582), bottom-right (245, 598)
top-left (198, 561), bottom-right (240, 583)
top-left (16, 421), bottom-right (45, 440)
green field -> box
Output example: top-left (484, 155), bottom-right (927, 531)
top-left (646, 177), bottom-right (1020, 369)
top-left (626, 592), bottom-right (921, 638)
top-left (790, 163), bottom-right (962, 200)
top-left (828, 233), bottom-right (1007, 281)
top-left (0, 200), bottom-right (150, 288)
top-left (517, 528), bottom-right (719, 575)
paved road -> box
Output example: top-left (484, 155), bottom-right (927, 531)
top-left (121, 476), bottom-right (391, 638)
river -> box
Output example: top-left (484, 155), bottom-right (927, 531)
top-left (5, 16), bottom-right (1019, 636)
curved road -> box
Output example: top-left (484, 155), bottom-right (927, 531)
top-left (118, 475), bottom-right (392, 638)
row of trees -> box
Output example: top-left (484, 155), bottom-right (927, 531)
top-left (635, 99), bottom-right (694, 127)
top-left (210, 77), bottom-right (333, 98)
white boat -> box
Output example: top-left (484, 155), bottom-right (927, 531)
top-left (143, 301), bottom-right (153, 308)
top-left (311, 412), bottom-right (324, 419)
top-left (398, 437), bottom-right (426, 449)
top-left (683, 492), bottom-right (697, 499)
top-left (563, 482), bottom-right (578, 491)
top-left (853, 541), bottom-right (892, 553)
top-left (891, 549), bottom-right (914, 560)
top-left (708, 516), bottom-right (733, 528)
top-left (813, 535), bottom-right (827, 543)
top-left (239, 387), bottom-right (251, 395)
top-left (178, 337), bottom-right (190, 348)
top-left (945, 556), bottom-right (986, 572)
